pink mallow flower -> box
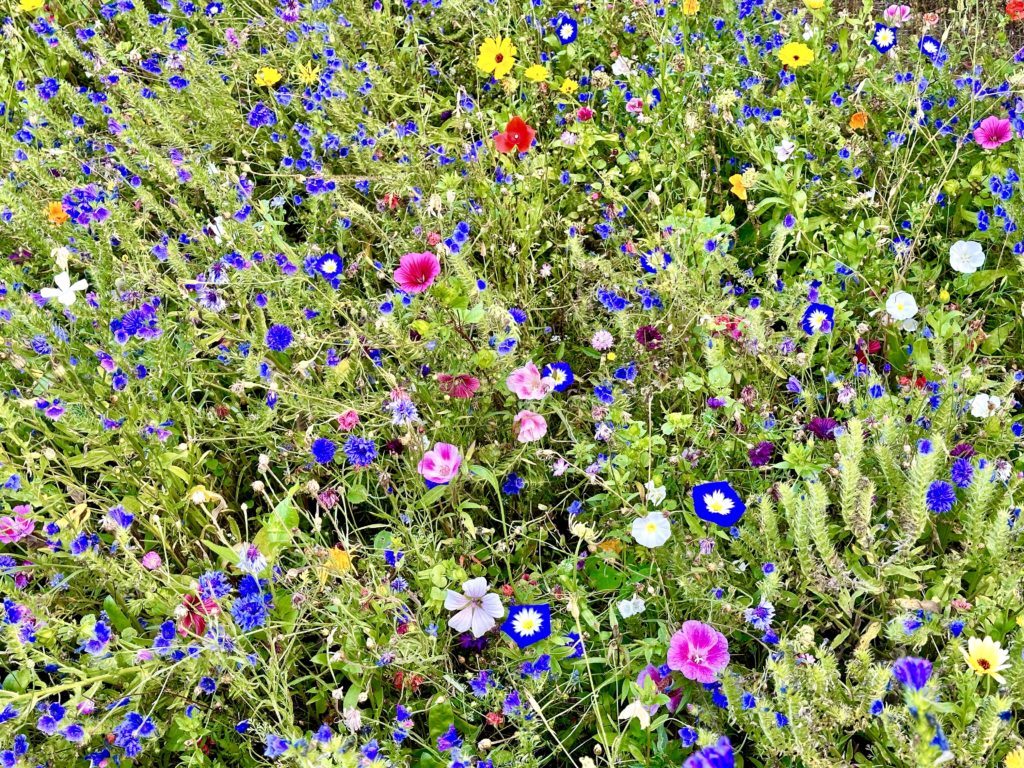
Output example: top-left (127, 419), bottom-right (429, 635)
top-left (506, 362), bottom-right (552, 400)
top-left (974, 116), bottom-right (1013, 150)
top-left (417, 442), bottom-right (462, 487)
top-left (882, 4), bottom-right (911, 25)
top-left (394, 251), bottom-right (441, 294)
top-left (0, 513), bottom-right (34, 544)
top-left (666, 620), bottom-right (730, 683)
top-left (513, 410), bottom-right (547, 443)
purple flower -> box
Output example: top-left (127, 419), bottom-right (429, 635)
top-left (748, 440), bottom-right (775, 467)
top-left (892, 656), bottom-right (932, 691)
top-left (806, 417), bottom-right (839, 440)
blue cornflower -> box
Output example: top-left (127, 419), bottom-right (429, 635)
top-left (265, 324), bottom-right (293, 351)
top-left (925, 480), bottom-right (956, 514)
top-left (343, 436), bottom-right (377, 467)
top-left (743, 599), bottom-right (775, 631)
top-left (311, 438), bottom-right (337, 464)
top-left (683, 736), bottom-right (733, 768)
top-left (950, 458), bottom-right (974, 488)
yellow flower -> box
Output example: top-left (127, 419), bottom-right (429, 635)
top-left (255, 67), bottom-right (282, 87)
top-left (477, 36), bottom-right (517, 80)
top-left (607, 352), bottom-right (617, 361)
top-left (19, 0), bottom-right (44, 11)
top-left (682, 0), bottom-right (699, 14)
top-left (729, 174), bottom-right (748, 201)
top-left (297, 62), bottom-right (320, 86)
top-left (804, 0), bottom-right (825, 8)
top-left (559, 78), bottom-right (579, 95)
top-left (962, 636), bottom-right (1010, 683)
top-left (524, 64), bottom-right (548, 83)
top-left (317, 547), bottom-right (353, 584)
top-left (1006, 748), bottom-right (1024, 768)
top-left (939, 288), bottom-right (950, 303)
top-left (778, 42), bottom-right (815, 68)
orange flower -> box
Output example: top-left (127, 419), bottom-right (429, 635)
top-left (849, 111), bottom-right (869, 130)
top-left (46, 201), bottom-right (69, 225)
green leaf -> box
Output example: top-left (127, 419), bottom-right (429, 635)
top-left (469, 465), bottom-right (500, 495)
top-left (103, 596), bottom-right (132, 631)
top-left (981, 323), bottom-right (1012, 354)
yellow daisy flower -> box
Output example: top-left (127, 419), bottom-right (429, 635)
top-left (524, 64), bottom-right (548, 83)
top-left (729, 174), bottom-right (747, 201)
top-left (1006, 748), bottom-right (1024, 768)
top-left (559, 78), bottom-right (579, 95)
top-left (297, 62), bottom-right (321, 85)
top-left (804, 0), bottom-right (825, 8)
top-left (962, 636), bottom-right (1010, 683)
top-left (255, 67), bottom-right (282, 87)
top-left (20, 0), bottom-right (44, 11)
top-left (778, 42), bottom-right (814, 68)
top-left (477, 36), bottom-right (517, 80)
top-left (682, 0), bottom-right (699, 14)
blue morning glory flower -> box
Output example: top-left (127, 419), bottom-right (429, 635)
top-left (801, 303), bottom-right (834, 335)
top-left (501, 604), bottom-right (552, 648)
top-left (692, 481), bottom-right (747, 527)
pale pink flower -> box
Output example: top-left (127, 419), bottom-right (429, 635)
top-left (923, 11), bottom-right (939, 24)
top-left (974, 116), bottom-right (1013, 150)
top-left (141, 551), bottom-right (163, 570)
top-left (337, 409), bottom-right (360, 431)
top-left (591, 330), bottom-right (614, 351)
top-left (882, 4), bottom-right (911, 25)
top-left (418, 442), bottom-right (462, 486)
top-left (394, 251), bottom-right (441, 294)
top-left (513, 410), bottom-right (548, 443)
top-left (444, 577), bottom-right (504, 637)
top-left (666, 620), bottom-right (730, 683)
top-left (626, 97), bottom-right (644, 114)
top-left (0, 514), bottom-right (34, 544)
top-left (506, 362), bottom-right (552, 400)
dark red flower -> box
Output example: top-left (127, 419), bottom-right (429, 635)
top-left (748, 441), bottom-right (775, 467)
top-left (437, 373), bottom-right (480, 399)
top-left (178, 594), bottom-right (220, 637)
top-left (495, 116), bottom-right (536, 154)
top-left (635, 325), bottom-right (663, 350)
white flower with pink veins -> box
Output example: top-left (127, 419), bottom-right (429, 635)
top-left (444, 577), bottom-right (505, 638)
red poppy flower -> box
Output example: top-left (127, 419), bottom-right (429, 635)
top-left (1008, 0), bottom-right (1024, 20)
top-left (495, 116), bottom-right (536, 154)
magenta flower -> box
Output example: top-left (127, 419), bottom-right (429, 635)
top-left (417, 442), bottom-right (462, 487)
top-left (141, 551), bottom-right (163, 570)
top-left (0, 514), bottom-right (34, 544)
top-left (394, 251), bottom-right (441, 294)
top-left (513, 410), bottom-right (547, 443)
top-left (973, 116), bottom-right (1013, 150)
top-left (667, 620), bottom-right (730, 683)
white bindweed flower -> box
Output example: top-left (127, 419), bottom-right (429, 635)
top-left (444, 577), bottom-right (504, 637)
top-left (611, 57), bottom-right (634, 78)
top-left (969, 393), bottom-right (1001, 418)
top-left (885, 291), bottom-right (918, 322)
top-left (617, 597), bottom-right (647, 618)
top-left (618, 700), bottom-right (651, 730)
top-left (39, 271), bottom-right (88, 306)
top-left (644, 480), bottom-right (666, 507)
top-left (949, 240), bottom-right (985, 274)
top-left (631, 512), bottom-right (671, 548)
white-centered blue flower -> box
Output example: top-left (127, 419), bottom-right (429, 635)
top-left (501, 604), bottom-right (552, 648)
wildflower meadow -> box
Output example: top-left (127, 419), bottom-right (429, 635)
top-left (2, 0), bottom-right (1024, 765)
